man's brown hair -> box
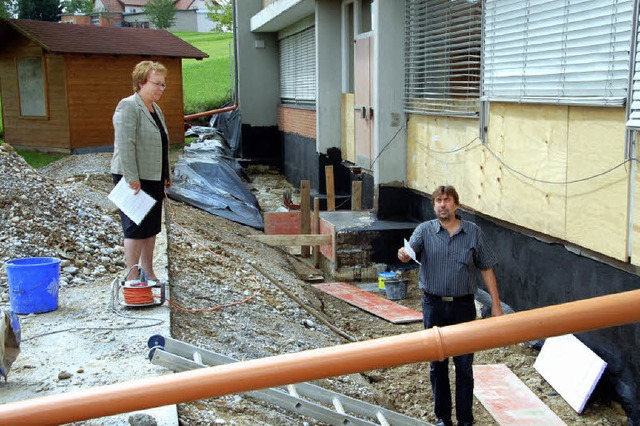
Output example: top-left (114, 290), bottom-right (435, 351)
top-left (432, 185), bottom-right (459, 205)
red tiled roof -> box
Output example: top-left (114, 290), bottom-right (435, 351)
top-left (99, 0), bottom-right (124, 13)
top-left (173, 0), bottom-right (194, 11)
top-left (122, 0), bottom-right (149, 7)
top-left (2, 19), bottom-right (208, 59)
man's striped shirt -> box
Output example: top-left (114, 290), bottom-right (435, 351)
top-left (408, 218), bottom-right (497, 297)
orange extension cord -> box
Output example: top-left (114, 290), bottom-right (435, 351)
top-left (122, 285), bottom-right (156, 306)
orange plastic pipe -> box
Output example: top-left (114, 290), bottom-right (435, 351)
top-left (1, 289), bottom-right (639, 425)
top-left (184, 102), bottom-right (238, 121)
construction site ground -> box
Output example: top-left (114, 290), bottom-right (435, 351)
top-left (0, 146), bottom-right (629, 425)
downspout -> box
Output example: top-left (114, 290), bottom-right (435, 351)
top-left (0, 289), bottom-right (639, 424)
top-left (183, 102), bottom-right (238, 121)
top-left (626, 0), bottom-right (640, 260)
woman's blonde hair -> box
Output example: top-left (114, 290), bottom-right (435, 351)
top-left (132, 61), bottom-right (167, 92)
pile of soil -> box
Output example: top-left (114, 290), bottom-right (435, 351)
top-left (0, 145), bottom-right (629, 425)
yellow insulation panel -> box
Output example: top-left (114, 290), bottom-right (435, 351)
top-left (407, 103), bottom-right (630, 262)
top-left (341, 93), bottom-right (355, 163)
top-left (565, 107), bottom-right (629, 261)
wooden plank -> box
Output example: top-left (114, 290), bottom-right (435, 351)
top-left (533, 334), bottom-right (607, 414)
top-left (351, 181), bottom-right (362, 211)
top-left (312, 282), bottom-right (422, 324)
top-left (325, 165), bottom-right (335, 212)
top-left (313, 197), bottom-right (320, 268)
top-left (473, 364), bottom-right (566, 426)
top-left (300, 180), bottom-right (311, 258)
top-left (249, 234), bottom-right (332, 246)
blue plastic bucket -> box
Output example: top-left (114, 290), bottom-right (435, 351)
top-left (377, 271), bottom-right (397, 290)
top-left (5, 257), bottom-right (60, 314)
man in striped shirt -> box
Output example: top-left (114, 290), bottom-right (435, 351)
top-left (398, 185), bottom-right (503, 426)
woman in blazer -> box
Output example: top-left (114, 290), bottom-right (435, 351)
top-left (111, 61), bottom-right (171, 284)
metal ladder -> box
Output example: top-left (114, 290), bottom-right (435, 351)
top-left (147, 335), bottom-right (432, 426)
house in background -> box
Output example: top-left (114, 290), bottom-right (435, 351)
top-left (60, 0), bottom-right (220, 32)
top-left (232, 0), bottom-right (640, 422)
top-left (0, 18), bottom-right (207, 153)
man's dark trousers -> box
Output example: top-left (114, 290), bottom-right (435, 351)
top-left (422, 293), bottom-right (477, 425)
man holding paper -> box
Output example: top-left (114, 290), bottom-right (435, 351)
top-left (397, 185), bottom-right (503, 426)
top-left (110, 61), bottom-right (172, 284)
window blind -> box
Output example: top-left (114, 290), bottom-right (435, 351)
top-left (626, 4), bottom-right (640, 128)
top-left (484, 0), bottom-right (633, 106)
top-left (279, 26), bottom-right (316, 104)
top-left (404, 0), bottom-right (482, 117)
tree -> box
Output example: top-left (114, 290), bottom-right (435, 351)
top-left (16, 0), bottom-right (62, 21)
top-left (144, 0), bottom-right (176, 30)
top-left (62, 0), bottom-right (93, 14)
top-left (1, 0), bottom-right (16, 18)
top-left (206, 0), bottom-right (232, 32)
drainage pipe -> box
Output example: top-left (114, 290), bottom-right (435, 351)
top-left (1, 289), bottom-right (639, 425)
top-left (184, 102), bottom-right (238, 121)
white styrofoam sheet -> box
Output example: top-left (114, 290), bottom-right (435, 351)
top-left (533, 334), bottom-right (607, 413)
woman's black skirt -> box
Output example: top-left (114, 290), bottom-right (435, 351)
top-left (112, 174), bottom-right (164, 239)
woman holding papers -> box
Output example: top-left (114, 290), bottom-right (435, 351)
top-left (110, 61), bottom-right (172, 284)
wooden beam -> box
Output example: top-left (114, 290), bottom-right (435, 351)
top-left (300, 180), bottom-right (311, 258)
top-left (249, 234), bottom-right (332, 247)
top-left (325, 165), bottom-right (335, 211)
top-left (313, 197), bottom-right (320, 268)
top-left (351, 180), bottom-right (362, 211)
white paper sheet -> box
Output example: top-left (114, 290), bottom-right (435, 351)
top-left (107, 178), bottom-right (157, 225)
top-left (404, 238), bottom-right (421, 265)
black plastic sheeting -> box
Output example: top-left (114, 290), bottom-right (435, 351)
top-left (166, 106), bottom-right (264, 230)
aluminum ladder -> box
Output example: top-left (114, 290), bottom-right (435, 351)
top-left (147, 335), bottom-right (432, 426)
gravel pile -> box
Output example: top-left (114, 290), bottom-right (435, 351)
top-left (0, 144), bottom-right (124, 298)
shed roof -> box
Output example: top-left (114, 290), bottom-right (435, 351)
top-left (0, 19), bottom-right (208, 59)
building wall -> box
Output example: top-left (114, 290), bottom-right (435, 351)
top-left (407, 103), bottom-right (630, 262)
top-left (0, 38), bottom-right (70, 152)
top-left (61, 15), bottom-right (91, 25)
top-left (235, 0), bottom-right (281, 163)
top-left (316, 1), bottom-right (341, 156)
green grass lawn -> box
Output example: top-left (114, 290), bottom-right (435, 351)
top-left (1, 31), bottom-right (233, 167)
top-left (177, 31), bottom-right (234, 114)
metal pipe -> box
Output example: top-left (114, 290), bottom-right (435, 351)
top-left (183, 102), bottom-right (238, 121)
top-left (2, 289), bottom-right (640, 425)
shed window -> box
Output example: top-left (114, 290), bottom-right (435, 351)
top-left (484, 0), bottom-right (633, 106)
top-left (279, 26), bottom-right (316, 105)
top-left (404, 0), bottom-right (482, 117)
top-left (17, 57), bottom-right (47, 117)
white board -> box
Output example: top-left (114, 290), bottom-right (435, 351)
top-left (533, 334), bottom-right (607, 413)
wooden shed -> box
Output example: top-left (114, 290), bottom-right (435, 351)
top-left (0, 18), bottom-right (208, 153)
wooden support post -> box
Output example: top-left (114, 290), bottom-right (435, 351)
top-left (313, 197), bottom-right (320, 268)
top-left (325, 166), bottom-right (335, 212)
top-left (300, 180), bottom-right (311, 258)
top-left (351, 181), bottom-right (362, 211)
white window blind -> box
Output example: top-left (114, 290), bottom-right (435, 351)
top-left (484, 0), bottom-right (633, 106)
top-left (626, 6), bottom-right (640, 128)
top-left (279, 26), bottom-right (316, 104)
top-left (404, 0), bottom-right (482, 117)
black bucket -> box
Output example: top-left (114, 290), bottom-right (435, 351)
top-left (384, 279), bottom-right (407, 300)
